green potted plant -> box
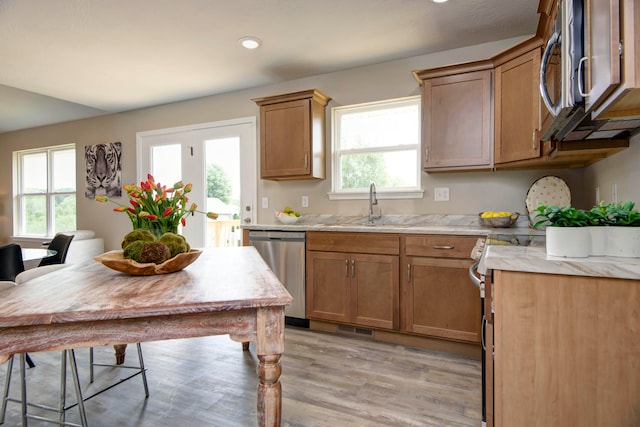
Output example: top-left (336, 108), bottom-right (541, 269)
top-left (603, 201), bottom-right (640, 257)
top-left (534, 204), bottom-right (590, 257)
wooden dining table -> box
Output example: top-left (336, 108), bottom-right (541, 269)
top-left (0, 246), bottom-right (292, 426)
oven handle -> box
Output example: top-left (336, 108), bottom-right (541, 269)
top-left (469, 261), bottom-right (483, 289)
top-left (540, 31), bottom-right (562, 117)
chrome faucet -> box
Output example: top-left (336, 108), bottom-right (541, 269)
top-left (368, 182), bottom-right (379, 223)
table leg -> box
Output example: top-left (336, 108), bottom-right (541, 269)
top-left (257, 354), bottom-right (282, 426)
top-left (114, 344), bottom-right (127, 364)
top-left (256, 307), bottom-right (285, 427)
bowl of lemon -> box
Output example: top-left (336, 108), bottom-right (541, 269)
top-left (479, 211), bottom-right (520, 228)
top-left (275, 206), bottom-right (301, 224)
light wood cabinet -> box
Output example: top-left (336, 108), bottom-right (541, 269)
top-left (306, 232), bottom-right (400, 330)
top-left (494, 42), bottom-right (544, 165)
top-left (401, 235), bottom-right (480, 343)
top-left (414, 63), bottom-right (493, 171)
top-left (487, 269), bottom-right (640, 427)
top-left (252, 89), bottom-right (330, 180)
top-left (588, 0), bottom-right (640, 119)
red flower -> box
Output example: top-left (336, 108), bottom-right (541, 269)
top-left (163, 207), bottom-right (172, 217)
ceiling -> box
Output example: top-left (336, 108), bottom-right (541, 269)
top-left (0, 0), bottom-right (539, 134)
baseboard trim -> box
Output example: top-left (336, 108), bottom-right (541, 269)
top-left (309, 319), bottom-right (481, 359)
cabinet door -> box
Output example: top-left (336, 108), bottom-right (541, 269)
top-left (306, 251), bottom-right (350, 323)
top-left (422, 69), bottom-right (492, 170)
top-left (494, 48), bottom-right (542, 163)
top-left (585, 0), bottom-right (621, 114)
top-left (493, 270), bottom-right (640, 427)
top-left (260, 99), bottom-right (311, 179)
top-left (351, 254), bottom-right (399, 330)
top-left (404, 256), bottom-right (480, 343)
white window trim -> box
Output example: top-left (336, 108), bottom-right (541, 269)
top-left (328, 95), bottom-right (423, 200)
top-left (13, 143), bottom-right (76, 238)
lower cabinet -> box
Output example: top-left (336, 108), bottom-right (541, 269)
top-left (488, 269), bottom-right (640, 427)
top-left (401, 235), bottom-right (481, 343)
top-left (306, 231), bottom-right (481, 344)
top-left (306, 250), bottom-right (399, 330)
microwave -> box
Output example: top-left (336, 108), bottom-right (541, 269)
top-left (539, 0), bottom-right (587, 141)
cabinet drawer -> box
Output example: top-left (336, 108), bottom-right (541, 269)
top-left (307, 232), bottom-right (399, 255)
top-left (404, 235), bottom-right (477, 258)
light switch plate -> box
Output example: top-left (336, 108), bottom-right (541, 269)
top-left (261, 197), bottom-right (269, 209)
top-left (301, 195), bottom-right (309, 208)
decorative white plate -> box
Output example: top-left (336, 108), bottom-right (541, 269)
top-left (525, 176), bottom-right (571, 226)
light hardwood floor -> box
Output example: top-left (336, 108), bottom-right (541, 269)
top-left (0, 327), bottom-right (481, 426)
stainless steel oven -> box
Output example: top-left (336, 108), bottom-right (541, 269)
top-left (469, 234), bottom-right (545, 427)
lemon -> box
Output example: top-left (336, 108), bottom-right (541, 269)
top-left (482, 211), bottom-right (512, 218)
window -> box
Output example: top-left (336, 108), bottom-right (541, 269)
top-left (330, 96), bottom-right (422, 199)
top-left (14, 144), bottom-right (76, 237)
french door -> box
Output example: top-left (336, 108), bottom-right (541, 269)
top-left (136, 118), bottom-right (257, 248)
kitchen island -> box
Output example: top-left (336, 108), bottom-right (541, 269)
top-left (0, 246), bottom-right (292, 427)
top-left (481, 243), bottom-right (640, 427)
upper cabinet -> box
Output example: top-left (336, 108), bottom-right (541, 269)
top-left (494, 40), bottom-right (543, 165)
top-left (252, 89), bottom-right (330, 180)
top-left (414, 62), bottom-right (493, 172)
top-left (587, 0), bottom-right (640, 120)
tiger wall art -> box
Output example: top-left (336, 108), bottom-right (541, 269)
top-left (85, 142), bottom-right (122, 198)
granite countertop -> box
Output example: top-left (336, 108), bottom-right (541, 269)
top-left (243, 214), bottom-right (538, 236)
top-left (244, 214), bottom-right (639, 280)
top-left (480, 243), bottom-right (640, 281)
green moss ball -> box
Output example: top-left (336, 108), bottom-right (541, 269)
top-left (121, 229), bottom-right (156, 249)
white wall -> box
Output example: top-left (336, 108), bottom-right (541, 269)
top-left (0, 35), bottom-right (592, 251)
top-left (584, 132), bottom-right (640, 206)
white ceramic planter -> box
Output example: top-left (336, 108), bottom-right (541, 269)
top-left (606, 226), bottom-right (640, 257)
top-left (546, 226), bottom-right (590, 258)
top-left (587, 226), bottom-right (607, 256)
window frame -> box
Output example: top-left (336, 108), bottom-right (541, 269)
top-left (329, 95), bottom-right (423, 200)
top-left (13, 144), bottom-right (76, 238)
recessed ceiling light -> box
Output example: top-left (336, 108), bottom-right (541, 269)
top-left (432, 0), bottom-right (448, 3)
top-left (239, 36), bottom-right (261, 49)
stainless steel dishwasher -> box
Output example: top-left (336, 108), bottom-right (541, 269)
top-left (249, 230), bottom-right (308, 327)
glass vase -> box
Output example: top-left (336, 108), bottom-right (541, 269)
top-left (137, 223), bottom-right (178, 240)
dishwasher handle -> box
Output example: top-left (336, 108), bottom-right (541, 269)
top-left (249, 231), bottom-right (306, 242)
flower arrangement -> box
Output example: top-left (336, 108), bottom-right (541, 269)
top-left (96, 174), bottom-right (217, 236)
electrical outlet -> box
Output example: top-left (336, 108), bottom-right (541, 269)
top-left (261, 197), bottom-right (269, 209)
top-left (595, 186), bottom-right (600, 204)
top-left (301, 195), bottom-right (309, 208)
top-left (434, 187), bottom-right (450, 201)
top-left (612, 183), bottom-right (618, 203)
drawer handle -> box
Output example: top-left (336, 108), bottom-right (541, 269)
top-left (407, 263), bottom-right (411, 283)
top-left (433, 245), bottom-right (454, 250)
top-left (351, 259), bottom-right (355, 278)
